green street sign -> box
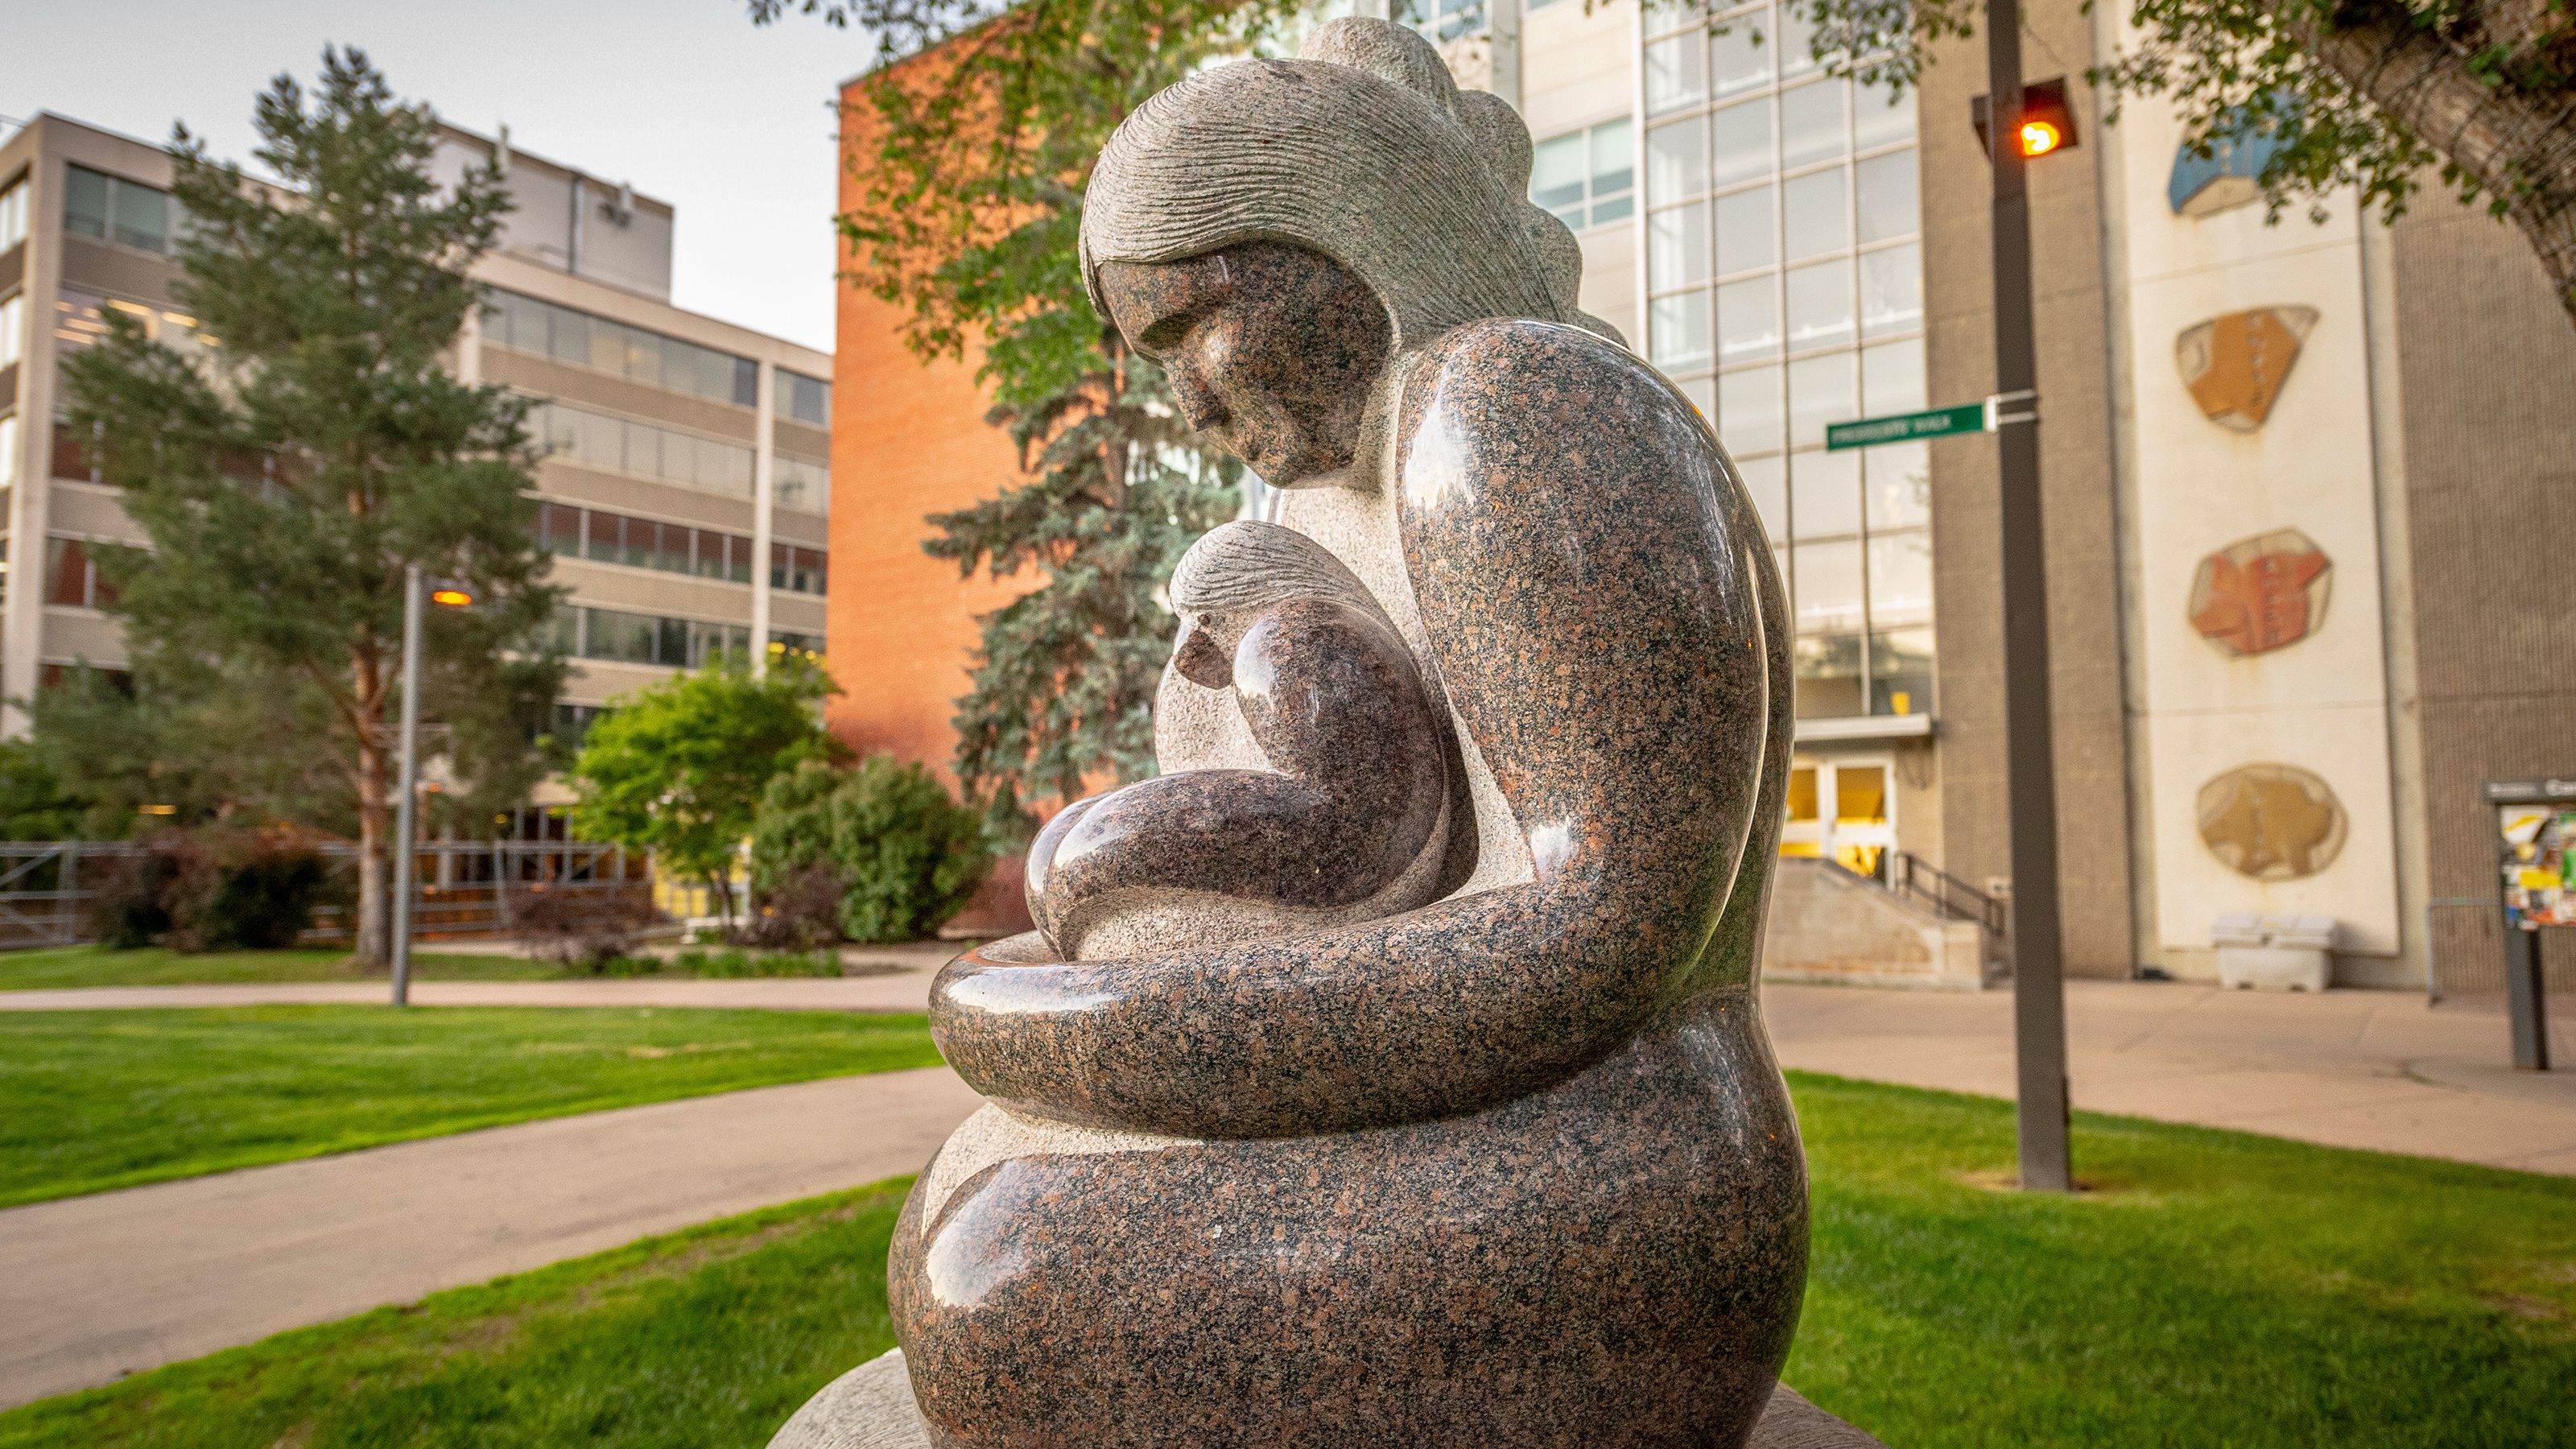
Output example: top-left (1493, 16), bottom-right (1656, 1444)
top-left (1824, 401), bottom-right (1991, 452)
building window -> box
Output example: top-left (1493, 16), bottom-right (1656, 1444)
top-left (1396, 0), bottom-right (1486, 42)
top-left (774, 452), bottom-right (830, 517)
top-left (485, 289), bottom-right (758, 409)
top-left (0, 175), bottom-right (27, 254)
top-left (1639, 4), bottom-right (1930, 721)
top-left (0, 414), bottom-right (18, 491)
top-left (44, 535), bottom-right (117, 609)
top-left (770, 543), bottom-right (828, 596)
top-left (558, 605), bottom-right (759, 669)
top-left (0, 293), bottom-right (21, 371)
top-left (551, 703), bottom-right (610, 748)
top-left (64, 165), bottom-right (171, 254)
top-left (1531, 119), bottom-right (1635, 231)
top-left (529, 400), bottom-right (755, 498)
top-left (533, 500), bottom-right (805, 588)
top-left (774, 369), bottom-right (832, 428)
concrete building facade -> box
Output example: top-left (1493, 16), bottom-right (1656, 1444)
top-left (823, 2), bottom-right (2572, 995)
top-left (0, 114), bottom-right (833, 787)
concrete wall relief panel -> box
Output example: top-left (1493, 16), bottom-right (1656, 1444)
top-left (2186, 527), bottom-right (2330, 657)
top-left (2195, 762), bottom-right (2347, 881)
top-left (2175, 305), bottom-right (2316, 431)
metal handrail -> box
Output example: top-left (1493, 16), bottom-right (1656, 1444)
top-left (1888, 850), bottom-right (2008, 936)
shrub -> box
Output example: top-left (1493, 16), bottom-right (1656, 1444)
top-left (514, 888), bottom-right (663, 974)
top-left (167, 836), bottom-right (329, 951)
top-left (732, 861), bottom-right (846, 952)
top-left (85, 832), bottom-right (330, 952)
top-left (749, 756), bottom-right (990, 945)
top-left (676, 946), bottom-right (844, 979)
top-left (85, 844), bottom-right (180, 950)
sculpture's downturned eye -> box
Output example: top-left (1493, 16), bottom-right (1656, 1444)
top-left (1098, 254), bottom-right (1232, 359)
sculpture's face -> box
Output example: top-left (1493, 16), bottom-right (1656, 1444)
top-left (1096, 243), bottom-right (1392, 487)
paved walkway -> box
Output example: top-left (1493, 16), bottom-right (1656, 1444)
top-left (6, 973), bottom-right (2570, 1409)
top-left (1763, 980), bottom-right (2576, 1174)
top-left (0, 1066), bottom-right (985, 1410)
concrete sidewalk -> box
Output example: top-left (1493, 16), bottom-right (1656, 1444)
top-left (0, 1066), bottom-right (984, 1410)
top-left (1764, 980), bottom-right (2576, 1175)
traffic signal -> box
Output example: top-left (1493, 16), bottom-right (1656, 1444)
top-left (1971, 78), bottom-right (2080, 161)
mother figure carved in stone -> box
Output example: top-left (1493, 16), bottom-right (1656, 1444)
top-left (779, 17), bottom-right (1806, 1447)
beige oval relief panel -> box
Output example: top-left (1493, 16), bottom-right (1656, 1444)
top-left (2197, 762), bottom-right (2347, 881)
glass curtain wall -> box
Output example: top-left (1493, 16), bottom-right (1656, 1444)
top-left (1640, 2), bottom-right (1934, 720)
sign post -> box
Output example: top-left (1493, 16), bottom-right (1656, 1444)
top-left (2487, 778), bottom-right (2575, 1071)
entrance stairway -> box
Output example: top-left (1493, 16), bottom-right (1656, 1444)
top-left (1760, 852), bottom-right (2006, 990)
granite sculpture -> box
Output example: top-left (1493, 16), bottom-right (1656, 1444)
top-left (778, 18), bottom-right (1817, 1447)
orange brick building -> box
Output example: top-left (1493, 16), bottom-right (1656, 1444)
top-left (828, 68), bottom-right (1038, 931)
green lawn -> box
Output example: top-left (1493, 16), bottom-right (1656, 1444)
top-left (0, 1182), bottom-right (910, 1449)
top-left (0, 947), bottom-right (562, 990)
top-left (0, 1006), bottom-right (941, 1208)
top-left (3, 1072), bottom-right (2569, 1447)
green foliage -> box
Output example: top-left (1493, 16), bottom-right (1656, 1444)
top-left (567, 655), bottom-right (845, 919)
top-left (53, 48), bottom-right (567, 964)
top-left (0, 741), bottom-right (94, 843)
top-left (750, 756), bottom-right (992, 943)
top-left (0, 946), bottom-right (557, 992)
top-left (0, 1006), bottom-right (939, 1208)
top-left (1679, 0), bottom-right (2576, 319)
top-left (80, 834), bottom-right (332, 953)
top-left (0, 1183), bottom-right (912, 1447)
top-left (753, 0), bottom-right (1286, 840)
top-left (10, 1077), bottom-right (2576, 1443)
top-left (675, 946), bottom-right (848, 977)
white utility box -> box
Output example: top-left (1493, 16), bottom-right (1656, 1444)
top-left (2211, 914), bottom-right (2335, 992)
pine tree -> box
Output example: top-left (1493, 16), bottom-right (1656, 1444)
top-left (57, 48), bottom-right (564, 965)
top-left (756, 0), bottom-right (1298, 843)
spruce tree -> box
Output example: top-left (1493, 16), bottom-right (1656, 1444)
top-left (57, 48), bottom-right (564, 965)
top-left (757, 0), bottom-right (1297, 843)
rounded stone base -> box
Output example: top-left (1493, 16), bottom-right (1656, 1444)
top-left (770, 1351), bottom-right (1891, 1449)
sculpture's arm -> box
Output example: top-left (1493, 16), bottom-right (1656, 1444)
top-left (933, 321), bottom-right (1779, 1138)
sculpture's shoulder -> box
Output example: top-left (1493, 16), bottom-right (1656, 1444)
top-left (1396, 316), bottom-right (1711, 455)
top-left (1391, 316), bottom-right (1728, 528)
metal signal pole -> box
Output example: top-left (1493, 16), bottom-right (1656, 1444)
top-left (1985, 0), bottom-right (2073, 1191)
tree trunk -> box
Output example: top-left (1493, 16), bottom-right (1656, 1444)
top-left (2271, 0), bottom-right (2576, 324)
top-left (350, 647), bottom-right (392, 968)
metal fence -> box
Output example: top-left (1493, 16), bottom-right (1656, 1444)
top-left (0, 840), bottom-right (650, 950)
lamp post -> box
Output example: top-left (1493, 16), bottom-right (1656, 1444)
top-left (390, 566), bottom-right (473, 1007)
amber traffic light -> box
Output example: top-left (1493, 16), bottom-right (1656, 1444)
top-left (1971, 78), bottom-right (2080, 161)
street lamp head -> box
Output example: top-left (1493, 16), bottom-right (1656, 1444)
top-left (430, 588), bottom-right (473, 608)
top-left (2020, 119), bottom-right (2065, 158)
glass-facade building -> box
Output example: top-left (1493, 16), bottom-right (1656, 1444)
top-left (1636, 4), bottom-right (1933, 722)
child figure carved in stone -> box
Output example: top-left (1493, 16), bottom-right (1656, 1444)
top-left (1024, 518), bottom-right (1452, 960)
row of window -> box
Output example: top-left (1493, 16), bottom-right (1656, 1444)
top-left (44, 536), bottom-right (118, 609)
top-left (0, 294), bottom-right (21, 372)
top-left (548, 605), bottom-right (819, 670)
top-left (536, 502), bottom-right (826, 594)
top-left (1530, 119), bottom-right (1633, 232)
top-left (486, 288), bottom-right (758, 409)
top-left (0, 173), bottom-right (27, 254)
top-left (528, 400), bottom-right (830, 514)
top-left (776, 370), bottom-right (832, 429)
top-left (63, 165), bottom-right (182, 254)
top-left (1646, 151), bottom-right (1918, 292)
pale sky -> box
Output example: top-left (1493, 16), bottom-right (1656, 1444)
top-left (0, 0), bottom-right (869, 353)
